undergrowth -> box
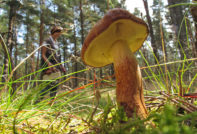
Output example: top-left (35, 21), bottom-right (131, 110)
top-left (0, 71), bottom-right (197, 134)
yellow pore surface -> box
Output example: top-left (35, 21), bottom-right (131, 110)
top-left (84, 19), bottom-right (148, 67)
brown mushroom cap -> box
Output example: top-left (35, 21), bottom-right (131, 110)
top-left (81, 8), bottom-right (149, 67)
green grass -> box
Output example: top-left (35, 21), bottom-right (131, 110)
top-left (0, 65), bottom-right (196, 133)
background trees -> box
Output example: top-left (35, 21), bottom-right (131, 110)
top-left (0, 0), bottom-right (196, 89)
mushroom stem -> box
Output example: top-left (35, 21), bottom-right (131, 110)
top-left (111, 40), bottom-right (148, 118)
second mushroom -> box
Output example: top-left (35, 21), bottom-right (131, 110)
top-left (81, 8), bottom-right (149, 119)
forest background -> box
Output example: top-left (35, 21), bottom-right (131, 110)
top-left (0, 0), bottom-right (197, 89)
top-left (0, 0), bottom-right (197, 133)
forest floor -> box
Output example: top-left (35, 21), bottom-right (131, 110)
top-left (1, 82), bottom-right (197, 133)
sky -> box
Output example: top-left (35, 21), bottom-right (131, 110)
top-left (125, 0), bottom-right (150, 13)
top-left (125, 0), bottom-right (168, 14)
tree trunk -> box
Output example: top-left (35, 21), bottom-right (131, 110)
top-left (25, 15), bottom-right (30, 76)
top-left (2, 0), bottom-right (17, 83)
top-left (191, 0), bottom-right (197, 64)
top-left (63, 38), bottom-right (68, 77)
top-left (73, 15), bottom-right (78, 88)
top-left (79, 0), bottom-right (87, 85)
top-left (36, 0), bottom-right (45, 73)
top-left (30, 44), bottom-right (36, 74)
top-left (12, 20), bottom-right (18, 93)
top-left (14, 31), bottom-right (18, 79)
top-left (167, 0), bottom-right (188, 60)
top-left (80, 0), bottom-right (84, 46)
top-left (142, 0), bottom-right (159, 63)
top-left (24, 12), bottom-right (31, 89)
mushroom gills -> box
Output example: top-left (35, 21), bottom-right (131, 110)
top-left (84, 19), bottom-right (147, 67)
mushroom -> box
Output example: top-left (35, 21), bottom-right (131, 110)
top-left (81, 8), bottom-right (149, 118)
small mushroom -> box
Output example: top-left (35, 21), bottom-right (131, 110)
top-left (81, 8), bottom-right (149, 118)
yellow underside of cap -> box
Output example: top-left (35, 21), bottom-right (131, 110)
top-left (84, 19), bottom-right (148, 67)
